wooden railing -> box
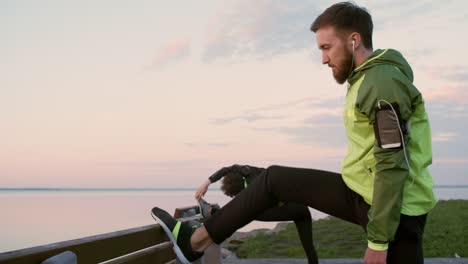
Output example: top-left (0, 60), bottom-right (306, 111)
top-left (0, 205), bottom-right (220, 264)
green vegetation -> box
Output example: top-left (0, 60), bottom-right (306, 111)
top-left (232, 200), bottom-right (468, 258)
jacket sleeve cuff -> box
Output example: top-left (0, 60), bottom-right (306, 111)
top-left (368, 240), bottom-right (389, 251)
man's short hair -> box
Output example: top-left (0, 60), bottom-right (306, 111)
top-left (310, 2), bottom-right (373, 49)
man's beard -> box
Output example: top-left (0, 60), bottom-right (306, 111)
top-left (332, 47), bottom-right (353, 84)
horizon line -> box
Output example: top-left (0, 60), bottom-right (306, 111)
top-left (0, 187), bottom-right (199, 191)
top-left (1, 185), bottom-right (467, 191)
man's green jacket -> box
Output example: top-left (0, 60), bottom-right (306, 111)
top-left (342, 48), bottom-right (437, 251)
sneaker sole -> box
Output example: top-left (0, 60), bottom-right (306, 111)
top-left (198, 198), bottom-right (212, 218)
top-left (151, 209), bottom-right (192, 264)
top-left (197, 201), bottom-right (207, 218)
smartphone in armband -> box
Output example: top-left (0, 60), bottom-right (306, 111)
top-left (373, 102), bottom-right (403, 149)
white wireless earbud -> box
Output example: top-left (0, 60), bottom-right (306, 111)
top-left (347, 39), bottom-right (356, 76)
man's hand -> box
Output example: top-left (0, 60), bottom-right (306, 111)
top-left (364, 247), bottom-right (387, 264)
top-left (195, 179), bottom-right (211, 199)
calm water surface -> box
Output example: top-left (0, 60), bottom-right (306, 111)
top-left (0, 187), bottom-right (466, 253)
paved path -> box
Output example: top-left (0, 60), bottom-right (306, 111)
top-left (223, 258), bottom-right (468, 264)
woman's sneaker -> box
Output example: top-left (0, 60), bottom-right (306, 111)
top-left (151, 207), bottom-right (203, 264)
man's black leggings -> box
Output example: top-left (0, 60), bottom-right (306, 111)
top-left (204, 165), bottom-right (427, 264)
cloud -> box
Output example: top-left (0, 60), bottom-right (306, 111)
top-left (213, 95), bottom-right (343, 125)
top-left (429, 113), bottom-right (468, 159)
top-left (425, 65), bottom-right (468, 83)
top-left (302, 107), bottom-right (342, 121)
top-left (424, 85), bottom-right (468, 105)
top-left (303, 116), bottom-right (342, 127)
top-left (202, 0), bottom-right (319, 62)
top-left (404, 48), bottom-right (434, 60)
top-left (434, 157), bottom-right (468, 164)
top-left (422, 67), bottom-right (468, 122)
top-left (432, 132), bottom-right (457, 142)
top-left (109, 159), bottom-right (206, 169)
top-left (370, 1), bottom-right (451, 30)
top-left (448, 72), bottom-right (468, 82)
top-left (247, 96), bottom-right (343, 112)
top-left (211, 95), bottom-right (345, 145)
top-left (212, 112), bottom-right (286, 125)
top-left (248, 97), bottom-right (316, 112)
top-left (212, 97), bottom-right (314, 125)
top-left (254, 123), bottom-right (345, 147)
top-left (185, 142), bottom-right (230, 148)
top-left (148, 38), bottom-right (191, 68)
top-left (199, 0), bottom-right (457, 62)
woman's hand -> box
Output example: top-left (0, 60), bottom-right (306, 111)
top-left (195, 179), bottom-right (211, 200)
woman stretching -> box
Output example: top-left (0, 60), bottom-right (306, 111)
top-left (195, 164), bottom-right (318, 264)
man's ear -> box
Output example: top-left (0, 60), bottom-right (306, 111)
top-left (349, 32), bottom-right (361, 50)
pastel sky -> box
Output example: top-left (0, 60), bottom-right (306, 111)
top-left (1, 0), bottom-right (467, 188)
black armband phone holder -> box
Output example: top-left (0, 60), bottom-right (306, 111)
top-left (373, 102), bottom-right (406, 149)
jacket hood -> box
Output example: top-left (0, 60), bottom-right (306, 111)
top-left (348, 49), bottom-right (414, 84)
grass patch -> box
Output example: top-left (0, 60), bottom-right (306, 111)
top-left (233, 200), bottom-right (468, 258)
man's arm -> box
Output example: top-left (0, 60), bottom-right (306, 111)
top-left (367, 141), bottom-right (408, 250)
top-left (356, 66), bottom-right (420, 250)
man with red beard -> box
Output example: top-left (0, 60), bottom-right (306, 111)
top-left (151, 2), bottom-right (437, 264)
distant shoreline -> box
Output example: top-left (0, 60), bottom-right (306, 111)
top-left (0, 187), bottom-right (225, 192)
top-left (1, 185), bottom-right (467, 191)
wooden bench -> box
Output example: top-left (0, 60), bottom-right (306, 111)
top-left (0, 205), bottom-right (220, 264)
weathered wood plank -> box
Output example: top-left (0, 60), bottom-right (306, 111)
top-left (98, 241), bottom-right (173, 264)
top-left (0, 224), bottom-right (175, 264)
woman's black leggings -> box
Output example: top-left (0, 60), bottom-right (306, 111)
top-left (255, 203), bottom-right (317, 264)
top-left (204, 165), bottom-right (427, 264)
